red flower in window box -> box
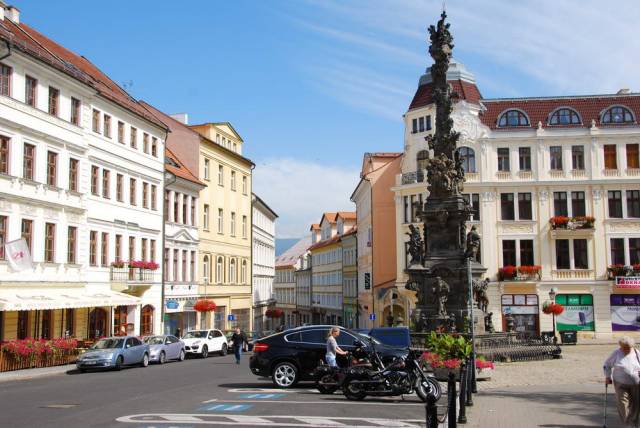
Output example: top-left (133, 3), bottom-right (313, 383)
top-left (266, 309), bottom-right (283, 318)
top-left (550, 216), bottom-right (569, 229)
top-left (128, 260), bottom-right (159, 270)
top-left (517, 265), bottom-right (542, 277)
top-left (194, 299), bottom-right (217, 312)
top-left (498, 265), bottom-right (517, 280)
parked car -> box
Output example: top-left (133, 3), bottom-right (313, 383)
top-left (76, 336), bottom-right (150, 372)
top-left (143, 335), bottom-right (185, 364)
top-left (249, 325), bottom-right (409, 388)
top-left (181, 329), bottom-right (228, 358)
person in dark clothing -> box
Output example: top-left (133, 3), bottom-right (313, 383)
top-left (231, 327), bottom-right (247, 364)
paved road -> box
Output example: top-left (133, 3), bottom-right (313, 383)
top-left (0, 353), bottom-right (428, 428)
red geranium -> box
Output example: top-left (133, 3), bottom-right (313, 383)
top-left (518, 265), bottom-right (542, 275)
top-left (194, 299), bottom-right (217, 312)
top-left (498, 265), bottom-right (517, 280)
top-left (266, 309), bottom-right (283, 318)
top-left (543, 303), bottom-right (564, 315)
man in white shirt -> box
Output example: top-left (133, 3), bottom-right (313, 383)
top-left (604, 336), bottom-right (640, 427)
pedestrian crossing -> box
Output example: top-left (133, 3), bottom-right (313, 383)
top-left (200, 404), bottom-right (253, 412)
top-left (238, 393), bottom-right (285, 399)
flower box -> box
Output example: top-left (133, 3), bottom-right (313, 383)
top-left (433, 367), bottom-right (460, 382)
top-left (476, 366), bottom-right (493, 380)
top-left (550, 216), bottom-right (595, 230)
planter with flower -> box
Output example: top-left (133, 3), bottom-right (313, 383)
top-left (422, 332), bottom-right (473, 381)
top-left (265, 309), bottom-right (283, 318)
top-left (0, 338), bottom-right (79, 372)
top-left (607, 264), bottom-right (634, 279)
top-left (498, 265), bottom-right (517, 281)
top-left (517, 265), bottom-right (542, 281)
top-left (542, 301), bottom-right (565, 316)
top-left (193, 299), bottom-right (217, 312)
top-left (550, 216), bottom-right (595, 230)
top-left (475, 356), bottom-right (495, 380)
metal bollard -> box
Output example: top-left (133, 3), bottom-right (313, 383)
top-left (448, 371), bottom-right (457, 428)
top-left (458, 363), bottom-right (467, 424)
top-left (470, 353), bottom-right (477, 394)
top-left (425, 392), bottom-right (439, 428)
top-left (466, 357), bottom-right (474, 406)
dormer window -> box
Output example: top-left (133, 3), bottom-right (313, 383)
top-left (548, 108), bottom-right (581, 125)
top-left (601, 106), bottom-right (634, 124)
top-left (498, 109), bottom-right (529, 127)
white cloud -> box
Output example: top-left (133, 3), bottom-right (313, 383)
top-left (252, 158), bottom-right (360, 239)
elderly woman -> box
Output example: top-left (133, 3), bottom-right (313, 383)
top-left (604, 336), bottom-right (640, 427)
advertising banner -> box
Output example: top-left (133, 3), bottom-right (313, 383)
top-left (611, 294), bottom-right (640, 331)
top-left (556, 305), bottom-right (594, 331)
top-left (616, 277), bottom-right (640, 288)
top-left (5, 239), bottom-right (33, 271)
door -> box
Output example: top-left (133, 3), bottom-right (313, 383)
top-left (212, 330), bottom-right (224, 351)
top-left (166, 336), bottom-right (180, 359)
top-left (207, 330), bottom-right (216, 351)
top-left (123, 338), bottom-right (136, 364)
top-left (299, 328), bottom-right (329, 375)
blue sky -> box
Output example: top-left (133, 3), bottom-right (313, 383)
top-left (20, 0), bottom-right (640, 237)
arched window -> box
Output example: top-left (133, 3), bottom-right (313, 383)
top-left (216, 257), bottom-right (223, 283)
top-left (601, 106), bottom-right (634, 124)
top-left (416, 150), bottom-right (429, 172)
top-left (498, 109), bottom-right (530, 127)
top-left (229, 259), bottom-right (237, 283)
top-left (457, 147), bottom-right (476, 173)
top-left (203, 256), bottom-right (210, 283)
top-left (141, 305), bottom-right (154, 335)
top-left (548, 108), bottom-right (581, 125)
top-left (241, 260), bottom-right (247, 284)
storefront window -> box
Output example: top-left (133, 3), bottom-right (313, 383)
top-left (17, 311), bottom-right (28, 340)
top-left (611, 295), bottom-right (640, 331)
top-left (89, 308), bottom-right (107, 339)
top-left (501, 294), bottom-right (539, 335)
top-left (114, 306), bottom-right (128, 336)
top-left (141, 305), bottom-right (154, 335)
top-left (555, 294), bottom-right (594, 331)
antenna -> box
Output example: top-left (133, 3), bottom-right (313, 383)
top-left (122, 80), bottom-right (134, 91)
top-left (442, 0), bottom-right (446, 13)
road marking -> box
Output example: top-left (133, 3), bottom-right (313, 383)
top-left (200, 404), bottom-right (253, 412)
top-left (227, 388), bottom-right (315, 394)
top-left (238, 393), bottom-right (285, 399)
top-left (200, 398), bottom-right (422, 406)
top-left (116, 414), bottom-right (425, 427)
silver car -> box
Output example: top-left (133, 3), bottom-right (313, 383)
top-left (143, 335), bottom-right (185, 364)
top-left (76, 336), bottom-right (150, 372)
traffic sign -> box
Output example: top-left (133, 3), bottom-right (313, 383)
top-left (369, 313), bottom-right (376, 321)
top-left (227, 314), bottom-right (236, 321)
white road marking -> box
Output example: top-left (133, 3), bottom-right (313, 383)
top-left (116, 413), bottom-right (425, 427)
top-left (227, 388), bottom-right (316, 394)
top-left (201, 398), bottom-right (423, 406)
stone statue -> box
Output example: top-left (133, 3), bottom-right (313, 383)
top-left (406, 224), bottom-right (423, 266)
top-left (465, 225), bottom-right (480, 261)
top-left (484, 312), bottom-right (495, 333)
top-left (473, 277), bottom-right (489, 313)
top-left (431, 276), bottom-right (450, 318)
top-left (427, 154), bottom-right (461, 196)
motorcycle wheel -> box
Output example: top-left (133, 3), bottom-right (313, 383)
top-left (415, 376), bottom-right (442, 402)
top-left (316, 374), bottom-right (339, 394)
top-left (342, 378), bottom-right (367, 401)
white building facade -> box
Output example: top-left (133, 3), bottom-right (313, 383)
top-left (0, 6), bottom-right (167, 340)
top-left (252, 193), bottom-right (277, 332)
top-left (396, 58), bottom-right (640, 338)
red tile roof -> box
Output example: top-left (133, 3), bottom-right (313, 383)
top-left (320, 212), bottom-right (338, 224)
top-left (337, 211), bottom-right (356, 221)
top-left (0, 20), bottom-right (167, 130)
top-left (310, 223), bottom-right (320, 231)
top-left (368, 152), bottom-right (403, 158)
top-left (308, 234), bottom-right (342, 251)
top-left (479, 94), bottom-right (640, 130)
top-left (409, 79), bottom-right (482, 110)
top-left (165, 147), bottom-right (204, 186)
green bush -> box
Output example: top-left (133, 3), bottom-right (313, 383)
top-left (424, 331), bottom-right (472, 360)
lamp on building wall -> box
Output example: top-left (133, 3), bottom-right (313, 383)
top-left (548, 287), bottom-right (558, 344)
top-left (161, 170), bottom-right (177, 334)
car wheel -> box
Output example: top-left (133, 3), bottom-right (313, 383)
top-left (201, 346), bottom-right (208, 358)
top-left (114, 356), bottom-right (123, 371)
top-left (159, 352), bottom-right (166, 364)
top-left (220, 344), bottom-right (228, 356)
top-left (141, 353), bottom-right (149, 367)
top-left (178, 350), bottom-right (186, 361)
top-left (272, 362), bottom-right (298, 388)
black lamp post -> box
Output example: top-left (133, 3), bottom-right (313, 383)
top-left (548, 287), bottom-right (558, 344)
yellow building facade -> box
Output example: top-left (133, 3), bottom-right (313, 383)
top-left (191, 123), bottom-right (254, 332)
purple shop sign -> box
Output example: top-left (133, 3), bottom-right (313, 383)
top-left (611, 294), bottom-right (640, 331)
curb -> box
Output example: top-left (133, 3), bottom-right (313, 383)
top-left (0, 364), bottom-right (74, 383)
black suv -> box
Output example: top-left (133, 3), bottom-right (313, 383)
top-left (249, 325), bottom-right (408, 388)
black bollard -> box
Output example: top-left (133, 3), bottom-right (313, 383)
top-left (425, 392), bottom-right (439, 428)
top-left (466, 357), bottom-right (474, 406)
top-left (448, 371), bottom-right (457, 428)
top-left (458, 363), bottom-right (467, 424)
top-left (470, 353), bottom-right (478, 394)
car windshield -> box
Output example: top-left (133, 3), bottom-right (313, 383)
top-left (143, 336), bottom-right (165, 345)
top-left (183, 331), bottom-right (207, 339)
top-left (91, 338), bottom-right (124, 349)
top-left (354, 332), bottom-right (381, 345)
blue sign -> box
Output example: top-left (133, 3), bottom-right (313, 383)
top-left (165, 300), bottom-right (179, 310)
top-left (227, 314), bottom-right (236, 321)
top-left (369, 313), bottom-right (376, 321)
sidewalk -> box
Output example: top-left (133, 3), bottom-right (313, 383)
top-left (0, 364), bottom-right (73, 383)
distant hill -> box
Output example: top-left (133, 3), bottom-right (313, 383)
top-left (276, 239), bottom-right (300, 256)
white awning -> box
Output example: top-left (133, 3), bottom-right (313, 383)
top-left (0, 288), bottom-right (140, 311)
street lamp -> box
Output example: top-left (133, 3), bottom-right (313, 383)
top-left (548, 287), bottom-right (558, 344)
top-left (160, 169), bottom-right (176, 334)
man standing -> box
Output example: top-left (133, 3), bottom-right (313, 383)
top-left (231, 327), bottom-right (247, 365)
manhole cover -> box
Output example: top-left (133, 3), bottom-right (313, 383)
top-left (42, 404), bottom-right (79, 409)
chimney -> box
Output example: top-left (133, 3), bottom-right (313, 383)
top-left (170, 113), bottom-right (188, 125)
top-left (617, 88), bottom-right (631, 95)
top-left (4, 4), bottom-right (19, 24)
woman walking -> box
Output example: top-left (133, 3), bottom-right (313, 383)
top-left (326, 326), bottom-right (347, 367)
top-left (603, 336), bottom-right (640, 427)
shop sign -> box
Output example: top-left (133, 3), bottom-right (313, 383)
top-left (165, 300), bottom-right (179, 310)
top-left (611, 294), bottom-right (640, 331)
top-left (227, 314), bottom-right (235, 321)
top-left (616, 277), bottom-right (640, 288)
top-left (184, 299), bottom-right (197, 312)
top-left (557, 305), bottom-right (594, 331)
top-left (502, 306), bottom-right (537, 315)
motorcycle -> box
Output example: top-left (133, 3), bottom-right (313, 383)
top-left (341, 341), bottom-right (441, 402)
top-left (315, 345), bottom-right (373, 394)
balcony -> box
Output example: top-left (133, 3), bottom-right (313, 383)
top-left (551, 269), bottom-right (595, 280)
top-left (498, 265), bottom-right (542, 282)
top-left (549, 170), bottom-right (564, 179)
top-left (110, 265), bottom-right (158, 294)
top-left (627, 168), bottom-right (640, 177)
top-left (602, 168), bottom-right (620, 177)
top-left (607, 265), bottom-right (640, 280)
top-left (495, 171), bottom-right (511, 180)
top-left (517, 170), bottom-right (533, 180)
top-left (570, 169), bottom-right (587, 178)
top-left (401, 171), bottom-right (425, 185)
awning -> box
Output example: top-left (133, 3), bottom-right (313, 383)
top-left (0, 288), bottom-right (140, 311)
